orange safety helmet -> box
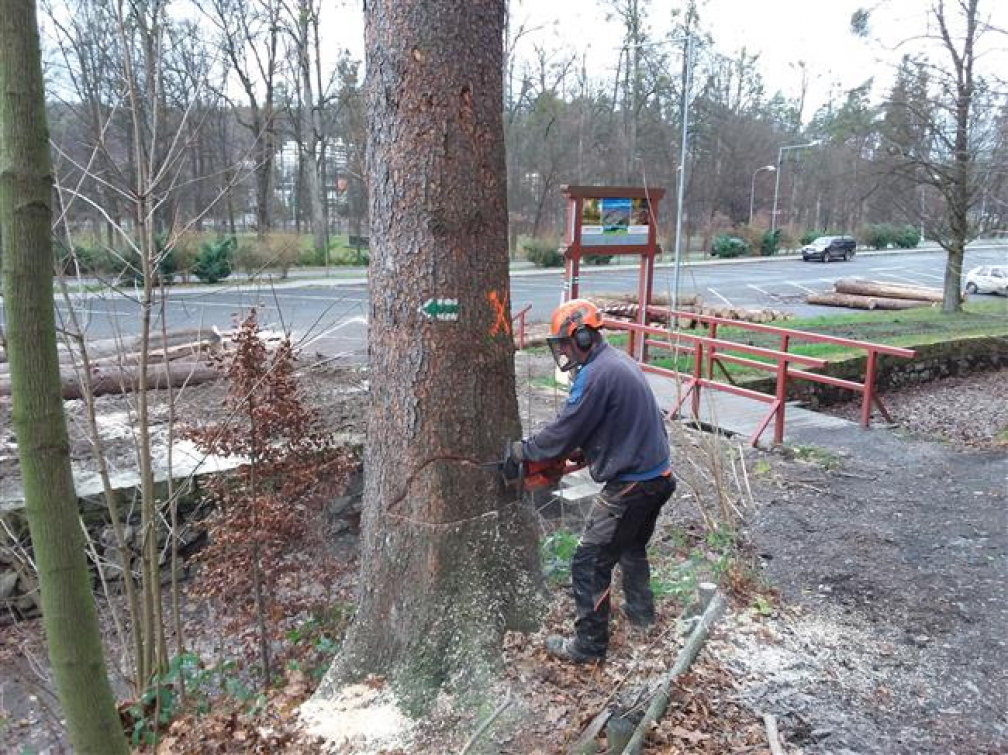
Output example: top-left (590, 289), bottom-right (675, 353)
top-left (547, 298), bottom-right (603, 371)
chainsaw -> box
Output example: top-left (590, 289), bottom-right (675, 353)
top-left (483, 441), bottom-right (587, 492)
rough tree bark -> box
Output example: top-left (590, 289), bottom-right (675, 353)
top-left (0, 4), bottom-right (128, 752)
top-left (317, 0), bottom-right (541, 708)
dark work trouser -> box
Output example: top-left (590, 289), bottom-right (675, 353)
top-left (570, 474), bottom-right (675, 657)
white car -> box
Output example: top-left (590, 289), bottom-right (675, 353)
top-left (964, 265), bottom-right (1008, 295)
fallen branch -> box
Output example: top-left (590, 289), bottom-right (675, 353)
top-left (618, 591), bottom-right (727, 755)
top-left (763, 713), bottom-right (786, 755)
top-left (458, 689), bottom-right (513, 755)
top-left (567, 709), bottom-right (612, 755)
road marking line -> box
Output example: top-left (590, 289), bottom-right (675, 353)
top-left (55, 307), bottom-right (131, 318)
top-left (747, 283), bottom-right (779, 299)
top-left (707, 287), bottom-right (734, 306)
top-left (300, 315), bottom-right (369, 349)
top-left (915, 272), bottom-right (943, 281)
top-left (874, 272), bottom-right (932, 285)
top-left (788, 281), bottom-right (817, 294)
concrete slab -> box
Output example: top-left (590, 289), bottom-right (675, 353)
top-left (646, 372), bottom-right (859, 448)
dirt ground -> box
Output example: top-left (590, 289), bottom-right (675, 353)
top-left (1, 354), bottom-right (1006, 754)
top-left (734, 373), bottom-right (1007, 754)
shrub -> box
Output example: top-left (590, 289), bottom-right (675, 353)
top-left (776, 227), bottom-right (797, 251)
top-left (800, 229), bottom-right (820, 245)
top-left (711, 234), bottom-right (750, 258)
top-left (760, 229), bottom-right (781, 256)
top-left (193, 236), bottom-right (235, 283)
top-left (261, 232), bottom-right (303, 278)
top-left (585, 254), bottom-right (613, 265)
top-left (859, 223), bottom-right (897, 250)
top-left (231, 236), bottom-right (264, 276)
top-left (523, 239), bottom-right (563, 267)
top-left (172, 232), bottom-right (201, 283)
top-left (894, 224), bottom-right (921, 249)
top-left (153, 232), bottom-right (177, 285)
top-left (56, 242), bottom-right (98, 275)
top-left (735, 225), bottom-right (763, 252)
top-left (328, 245), bottom-right (369, 266)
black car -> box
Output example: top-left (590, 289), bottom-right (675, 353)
top-left (801, 235), bottom-right (857, 262)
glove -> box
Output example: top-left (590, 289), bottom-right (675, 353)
top-left (502, 440), bottom-right (523, 483)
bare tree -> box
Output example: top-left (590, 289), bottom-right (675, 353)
top-left (199, 0), bottom-right (282, 238)
top-left (854, 0), bottom-right (999, 311)
top-left (280, 0), bottom-right (331, 256)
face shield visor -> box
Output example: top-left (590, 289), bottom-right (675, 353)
top-left (547, 335), bottom-right (579, 372)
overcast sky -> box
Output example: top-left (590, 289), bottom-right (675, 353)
top-left (322, 0), bottom-right (1007, 119)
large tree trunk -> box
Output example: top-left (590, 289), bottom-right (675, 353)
top-left (0, 5), bottom-right (128, 752)
top-left (318, 0), bottom-right (541, 708)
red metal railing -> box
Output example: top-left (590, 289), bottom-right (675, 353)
top-left (603, 309), bottom-right (916, 446)
top-left (512, 304), bottom-right (532, 350)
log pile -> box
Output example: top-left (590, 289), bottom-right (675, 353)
top-left (0, 328), bottom-right (225, 399)
top-left (807, 278), bottom-right (946, 310)
top-left (597, 298), bottom-right (793, 327)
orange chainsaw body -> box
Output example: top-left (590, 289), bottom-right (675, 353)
top-left (523, 455), bottom-right (586, 490)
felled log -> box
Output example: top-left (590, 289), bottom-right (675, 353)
top-left (55, 328), bottom-right (221, 364)
top-left (806, 292), bottom-right (933, 310)
top-left (596, 291), bottom-right (702, 308)
top-left (86, 340), bottom-right (217, 369)
top-left (833, 278), bottom-right (944, 303)
top-left (600, 302), bottom-right (792, 326)
top-left (0, 362), bottom-right (219, 399)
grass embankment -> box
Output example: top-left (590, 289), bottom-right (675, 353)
top-left (644, 299), bottom-right (1008, 379)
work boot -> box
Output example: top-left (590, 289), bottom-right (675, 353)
top-left (544, 635), bottom-right (605, 664)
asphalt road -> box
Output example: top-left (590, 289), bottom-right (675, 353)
top-left (1, 243), bottom-right (1005, 362)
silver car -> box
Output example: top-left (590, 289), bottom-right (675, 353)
top-left (964, 265), bottom-right (1008, 295)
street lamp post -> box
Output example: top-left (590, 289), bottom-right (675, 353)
top-left (670, 30), bottom-right (693, 312)
top-left (749, 164), bottom-right (776, 225)
top-left (770, 140), bottom-right (821, 236)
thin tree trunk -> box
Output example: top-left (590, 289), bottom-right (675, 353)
top-left (317, 0), bottom-right (541, 708)
top-left (296, 4), bottom-right (327, 257)
top-left (0, 5), bottom-right (128, 752)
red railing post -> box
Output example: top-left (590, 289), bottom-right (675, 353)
top-left (861, 349), bottom-right (878, 427)
top-left (511, 304), bottom-right (532, 351)
top-left (773, 334), bottom-right (791, 443)
top-left (706, 321), bottom-right (718, 378)
top-left (691, 338), bottom-right (703, 419)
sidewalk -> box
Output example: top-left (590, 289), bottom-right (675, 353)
top-left (42, 239), bottom-right (1004, 300)
top-left (644, 374), bottom-right (856, 448)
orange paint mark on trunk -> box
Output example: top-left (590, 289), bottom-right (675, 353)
top-left (488, 290), bottom-right (511, 337)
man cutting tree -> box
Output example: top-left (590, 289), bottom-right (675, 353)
top-left (509, 299), bottom-right (675, 663)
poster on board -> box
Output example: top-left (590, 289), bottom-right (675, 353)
top-left (581, 197), bottom-right (650, 246)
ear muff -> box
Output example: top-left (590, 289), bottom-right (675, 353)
top-left (573, 326), bottom-right (594, 351)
